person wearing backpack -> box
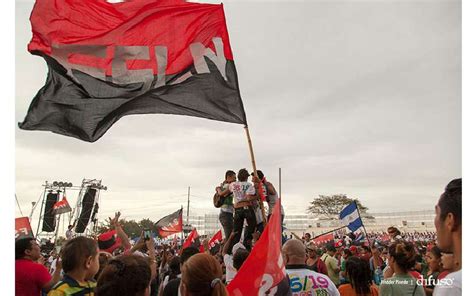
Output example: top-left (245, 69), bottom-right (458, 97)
top-left (215, 170), bottom-right (236, 240)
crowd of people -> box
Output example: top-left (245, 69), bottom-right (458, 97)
top-left (15, 175), bottom-right (462, 296)
top-left (365, 231), bottom-right (437, 243)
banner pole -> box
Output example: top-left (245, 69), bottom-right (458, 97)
top-left (311, 225), bottom-right (346, 240)
top-left (355, 202), bottom-right (372, 246)
top-left (35, 183), bottom-right (48, 238)
top-left (244, 126), bottom-right (267, 225)
top-left (278, 168), bottom-right (281, 199)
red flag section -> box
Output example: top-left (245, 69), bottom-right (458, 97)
top-left (28, 0), bottom-right (234, 73)
top-left (208, 229), bottom-right (223, 251)
top-left (312, 232), bottom-right (335, 246)
top-left (20, 0), bottom-right (247, 142)
top-left (15, 217), bottom-right (34, 240)
top-left (182, 228), bottom-right (204, 253)
top-left (227, 199), bottom-right (285, 295)
top-left (53, 197), bottom-right (72, 215)
top-left (256, 180), bottom-right (266, 202)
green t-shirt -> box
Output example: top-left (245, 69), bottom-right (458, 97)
top-left (321, 253), bottom-right (340, 285)
top-left (220, 182), bottom-right (234, 213)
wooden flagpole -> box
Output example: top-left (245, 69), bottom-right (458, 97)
top-left (310, 226), bottom-right (346, 240)
top-left (355, 202), bottom-right (372, 246)
top-left (244, 126), bottom-right (267, 225)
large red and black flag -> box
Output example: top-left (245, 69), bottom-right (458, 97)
top-left (155, 208), bottom-right (183, 238)
top-left (19, 0), bottom-right (247, 142)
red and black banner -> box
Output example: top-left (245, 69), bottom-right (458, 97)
top-left (155, 208), bottom-right (183, 238)
top-left (15, 217), bottom-right (34, 240)
top-left (312, 232), bottom-right (335, 246)
top-left (20, 0), bottom-right (247, 142)
top-left (53, 197), bottom-right (72, 215)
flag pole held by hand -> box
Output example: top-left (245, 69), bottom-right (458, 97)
top-left (244, 125), bottom-right (267, 225)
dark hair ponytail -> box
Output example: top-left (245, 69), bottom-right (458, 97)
top-left (388, 241), bottom-right (416, 272)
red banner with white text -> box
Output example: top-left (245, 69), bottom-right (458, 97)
top-left (227, 199), bottom-right (286, 295)
top-left (15, 217), bottom-right (34, 240)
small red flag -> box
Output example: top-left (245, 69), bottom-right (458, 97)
top-left (182, 228), bottom-right (204, 253)
top-left (208, 229), bottom-right (223, 251)
top-left (155, 209), bottom-right (183, 238)
top-left (53, 197), bottom-right (72, 215)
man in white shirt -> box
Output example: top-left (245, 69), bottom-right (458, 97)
top-left (433, 178), bottom-right (461, 296)
top-left (65, 222), bottom-right (75, 240)
top-left (283, 239), bottom-right (340, 296)
top-left (227, 168), bottom-right (258, 249)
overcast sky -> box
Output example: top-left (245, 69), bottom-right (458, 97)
top-left (15, 0), bottom-right (461, 232)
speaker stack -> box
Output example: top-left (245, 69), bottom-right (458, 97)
top-left (42, 192), bottom-right (59, 232)
top-left (75, 187), bottom-right (97, 233)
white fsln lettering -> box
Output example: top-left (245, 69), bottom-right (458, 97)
top-left (51, 44), bottom-right (107, 81)
top-left (154, 46), bottom-right (167, 88)
top-left (50, 37), bottom-right (227, 90)
top-left (190, 37), bottom-right (227, 81)
top-left (112, 45), bottom-right (154, 92)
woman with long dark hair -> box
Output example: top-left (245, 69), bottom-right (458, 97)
top-left (423, 246), bottom-right (442, 296)
top-left (96, 255), bottom-right (152, 296)
top-left (338, 256), bottom-right (379, 296)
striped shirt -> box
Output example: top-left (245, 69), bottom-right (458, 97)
top-left (48, 274), bottom-right (96, 296)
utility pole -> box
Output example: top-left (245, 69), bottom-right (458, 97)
top-left (187, 186), bottom-right (190, 225)
top-left (278, 168), bottom-right (282, 198)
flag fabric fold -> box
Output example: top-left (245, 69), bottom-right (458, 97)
top-left (155, 208), bottom-right (183, 238)
top-left (227, 198), bottom-right (287, 295)
top-left (339, 202), bottom-right (363, 232)
top-left (20, 0), bottom-right (247, 142)
top-left (53, 197), bottom-right (72, 215)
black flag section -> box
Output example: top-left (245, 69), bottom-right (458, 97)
top-left (19, 56), bottom-right (246, 142)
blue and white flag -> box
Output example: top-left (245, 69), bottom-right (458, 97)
top-left (354, 230), bottom-right (365, 242)
top-left (339, 202), bottom-right (363, 232)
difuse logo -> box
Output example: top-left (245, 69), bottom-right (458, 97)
top-left (416, 275), bottom-right (454, 287)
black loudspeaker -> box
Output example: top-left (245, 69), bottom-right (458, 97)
top-left (42, 192), bottom-right (59, 232)
top-left (90, 203), bottom-right (99, 224)
top-left (75, 188), bottom-right (97, 233)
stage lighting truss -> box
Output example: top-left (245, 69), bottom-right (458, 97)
top-left (47, 181), bottom-right (74, 189)
top-left (82, 179), bottom-right (107, 191)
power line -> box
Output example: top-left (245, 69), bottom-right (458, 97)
top-left (15, 194), bottom-right (24, 216)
